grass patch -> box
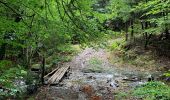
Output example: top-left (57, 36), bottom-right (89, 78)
top-left (115, 92), bottom-right (128, 100)
top-left (109, 44), bottom-right (161, 71)
top-left (83, 57), bottom-right (104, 73)
top-left (132, 81), bottom-right (170, 100)
top-left (122, 50), bottom-right (156, 68)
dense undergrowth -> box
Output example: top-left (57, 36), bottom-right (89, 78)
top-left (108, 34), bottom-right (170, 100)
top-left (0, 60), bottom-right (27, 98)
top-left (132, 81), bottom-right (170, 100)
top-left (0, 44), bottom-right (80, 99)
top-left (108, 33), bottom-right (170, 70)
top-left (115, 81), bottom-right (170, 100)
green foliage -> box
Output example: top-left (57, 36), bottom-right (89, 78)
top-left (0, 0), bottom-right (108, 69)
top-left (46, 44), bottom-right (77, 66)
top-left (0, 60), bottom-right (27, 98)
top-left (163, 70), bottom-right (170, 77)
top-left (56, 44), bottom-right (76, 54)
top-left (0, 60), bottom-right (13, 73)
top-left (133, 0), bottom-right (170, 33)
top-left (52, 55), bottom-right (72, 64)
top-left (0, 66), bottom-right (27, 98)
top-left (109, 38), bottom-right (126, 51)
top-left (115, 92), bottom-right (128, 100)
top-left (132, 81), bottom-right (170, 100)
top-left (109, 0), bottom-right (132, 21)
top-left (93, 0), bottom-right (132, 23)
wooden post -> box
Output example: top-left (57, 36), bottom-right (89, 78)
top-left (0, 43), bottom-right (6, 60)
top-left (130, 20), bottom-right (134, 40)
top-left (41, 56), bottom-right (45, 85)
top-left (125, 22), bottom-right (128, 41)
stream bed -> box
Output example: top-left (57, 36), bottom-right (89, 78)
top-left (36, 48), bottom-right (162, 100)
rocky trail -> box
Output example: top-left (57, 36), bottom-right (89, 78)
top-left (36, 48), bottom-right (161, 100)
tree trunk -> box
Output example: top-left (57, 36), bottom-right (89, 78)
top-left (130, 20), bottom-right (134, 41)
top-left (25, 46), bottom-right (32, 68)
top-left (144, 21), bottom-right (149, 49)
top-left (141, 21), bottom-right (144, 30)
top-left (41, 57), bottom-right (45, 85)
top-left (144, 32), bottom-right (148, 49)
top-left (125, 22), bottom-right (128, 41)
top-left (164, 11), bottom-right (169, 39)
top-left (0, 43), bottom-right (7, 60)
top-left (165, 28), bottom-right (169, 39)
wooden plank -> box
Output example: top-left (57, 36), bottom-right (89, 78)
top-left (50, 67), bottom-right (64, 83)
top-left (48, 67), bottom-right (65, 84)
top-left (47, 66), bottom-right (70, 84)
top-left (44, 67), bottom-right (60, 79)
top-left (48, 66), bottom-right (66, 84)
top-left (55, 66), bottom-right (69, 82)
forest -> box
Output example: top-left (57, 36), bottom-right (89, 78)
top-left (0, 0), bottom-right (170, 100)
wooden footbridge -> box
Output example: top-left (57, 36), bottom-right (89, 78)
top-left (43, 66), bottom-right (70, 84)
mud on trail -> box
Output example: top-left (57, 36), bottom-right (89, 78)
top-left (36, 48), bottom-right (161, 100)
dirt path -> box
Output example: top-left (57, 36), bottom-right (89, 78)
top-left (36, 47), bottom-right (161, 100)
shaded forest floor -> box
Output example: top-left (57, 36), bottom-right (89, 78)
top-left (33, 37), bottom-right (170, 100)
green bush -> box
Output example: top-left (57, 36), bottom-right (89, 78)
top-left (109, 39), bottom-right (126, 51)
top-left (132, 81), bottom-right (170, 100)
top-left (0, 66), bottom-right (27, 98)
top-left (46, 44), bottom-right (77, 65)
top-left (0, 60), bottom-right (13, 74)
top-left (163, 70), bottom-right (170, 77)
